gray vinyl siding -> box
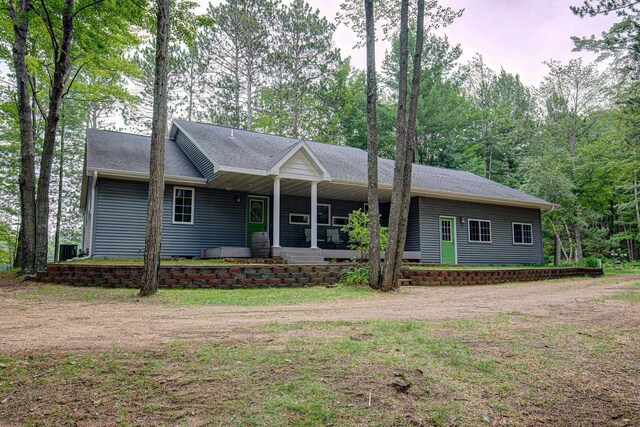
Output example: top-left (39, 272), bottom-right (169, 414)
top-left (93, 179), bottom-right (246, 258)
top-left (174, 129), bottom-right (216, 181)
top-left (379, 198), bottom-right (420, 251)
top-left (279, 195), bottom-right (364, 249)
top-left (419, 197), bottom-right (543, 265)
top-left (405, 198), bottom-right (420, 251)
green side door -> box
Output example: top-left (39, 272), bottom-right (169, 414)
top-left (247, 196), bottom-right (269, 246)
top-left (440, 216), bottom-right (456, 264)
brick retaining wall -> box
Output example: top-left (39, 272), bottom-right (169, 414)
top-left (36, 264), bottom-right (603, 289)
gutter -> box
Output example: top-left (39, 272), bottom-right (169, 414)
top-left (330, 178), bottom-right (558, 211)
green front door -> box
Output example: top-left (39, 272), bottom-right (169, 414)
top-left (247, 196), bottom-right (269, 246)
top-left (440, 217), bottom-right (456, 264)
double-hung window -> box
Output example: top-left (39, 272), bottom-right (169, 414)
top-left (468, 219), bottom-right (491, 243)
top-left (173, 187), bottom-right (194, 224)
top-left (513, 222), bottom-right (533, 245)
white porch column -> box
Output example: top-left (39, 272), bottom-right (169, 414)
top-left (273, 176), bottom-right (281, 247)
top-left (310, 181), bottom-right (318, 248)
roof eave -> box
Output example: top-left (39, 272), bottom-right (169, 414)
top-left (330, 178), bottom-right (557, 210)
top-left (85, 167), bottom-right (208, 185)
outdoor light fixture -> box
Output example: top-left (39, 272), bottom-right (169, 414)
top-left (235, 196), bottom-right (241, 203)
top-left (459, 216), bottom-right (465, 224)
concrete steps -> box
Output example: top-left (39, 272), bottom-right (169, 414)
top-left (280, 248), bottom-right (327, 264)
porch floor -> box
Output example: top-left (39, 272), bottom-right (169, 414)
top-left (202, 247), bottom-right (422, 262)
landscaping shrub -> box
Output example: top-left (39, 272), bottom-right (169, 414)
top-left (340, 265), bottom-right (369, 287)
top-left (341, 209), bottom-right (387, 261)
top-left (579, 257), bottom-right (600, 268)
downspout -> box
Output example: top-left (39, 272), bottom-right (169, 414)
top-left (89, 170), bottom-right (98, 257)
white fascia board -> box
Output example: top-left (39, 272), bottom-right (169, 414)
top-left (86, 168), bottom-right (208, 186)
top-left (217, 165), bottom-right (270, 176)
top-left (269, 141), bottom-right (331, 180)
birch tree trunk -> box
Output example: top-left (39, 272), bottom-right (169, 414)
top-left (364, 0), bottom-right (381, 289)
top-left (380, 0), bottom-right (409, 291)
top-left (140, 0), bottom-right (171, 297)
top-left (574, 225), bottom-right (583, 261)
top-left (54, 123), bottom-right (65, 263)
top-left (9, 0), bottom-right (37, 272)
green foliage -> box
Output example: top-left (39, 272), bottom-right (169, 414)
top-left (255, 0), bottom-right (341, 139)
top-left (340, 265), bottom-right (370, 287)
top-left (341, 209), bottom-right (388, 261)
top-left (579, 257), bottom-right (601, 268)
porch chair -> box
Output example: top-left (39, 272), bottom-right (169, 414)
top-left (304, 228), bottom-right (311, 243)
top-left (326, 228), bottom-right (343, 248)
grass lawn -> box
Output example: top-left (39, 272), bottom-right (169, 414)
top-left (407, 264), bottom-right (554, 270)
top-left (14, 282), bottom-right (375, 306)
top-left (604, 264), bottom-right (640, 276)
top-left (604, 283), bottom-right (640, 302)
top-left (1, 314), bottom-right (638, 426)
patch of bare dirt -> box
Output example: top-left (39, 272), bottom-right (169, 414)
top-left (0, 274), bottom-right (639, 354)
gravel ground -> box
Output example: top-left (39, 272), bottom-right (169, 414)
top-left (1, 274), bottom-right (638, 354)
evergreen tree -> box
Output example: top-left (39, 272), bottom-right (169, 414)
top-left (255, 0), bottom-right (340, 139)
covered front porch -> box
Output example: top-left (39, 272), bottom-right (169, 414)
top-left (202, 141), bottom-right (420, 262)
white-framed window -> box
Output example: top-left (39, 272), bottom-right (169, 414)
top-left (513, 222), bottom-right (533, 245)
top-left (318, 203), bottom-right (331, 226)
top-left (468, 219), bottom-right (491, 243)
top-left (332, 216), bottom-right (349, 227)
top-left (173, 186), bottom-right (195, 224)
top-left (363, 203), bottom-right (369, 212)
top-left (289, 213), bottom-right (310, 225)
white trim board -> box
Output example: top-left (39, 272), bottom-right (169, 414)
top-left (172, 186), bottom-right (195, 225)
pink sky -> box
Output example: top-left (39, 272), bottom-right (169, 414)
top-left (199, 0), bottom-right (618, 86)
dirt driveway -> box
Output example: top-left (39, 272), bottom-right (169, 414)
top-left (1, 274), bottom-right (639, 354)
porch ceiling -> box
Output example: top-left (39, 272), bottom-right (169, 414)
top-left (207, 171), bottom-right (393, 202)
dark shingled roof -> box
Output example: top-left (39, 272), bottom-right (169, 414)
top-left (86, 128), bottom-right (203, 179)
top-left (174, 120), bottom-right (552, 207)
top-left (86, 121), bottom-right (552, 208)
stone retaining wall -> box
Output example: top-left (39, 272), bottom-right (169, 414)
top-left (403, 267), bottom-right (603, 286)
top-left (37, 263), bottom-right (352, 289)
top-left (36, 264), bottom-right (604, 289)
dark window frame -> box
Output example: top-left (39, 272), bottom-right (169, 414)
top-left (289, 213), bottom-right (310, 225)
top-left (468, 218), bottom-right (492, 243)
top-left (512, 222), bottom-right (533, 245)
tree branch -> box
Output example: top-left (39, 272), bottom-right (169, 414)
top-left (62, 62), bottom-right (87, 98)
top-left (28, 76), bottom-right (47, 121)
top-left (72, 0), bottom-right (106, 17)
top-left (38, 0), bottom-right (58, 54)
